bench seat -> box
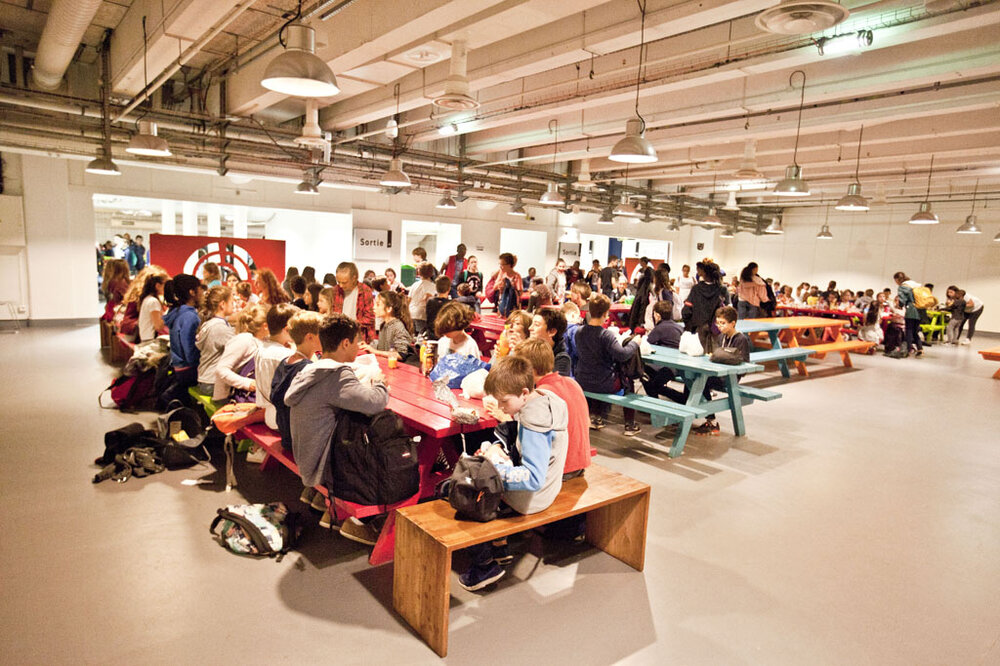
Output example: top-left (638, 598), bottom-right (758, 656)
top-left (799, 339), bottom-right (874, 373)
top-left (583, 391), bottom-right (707, 457)
top-left (393, 463), bottom-right (649, 657)
top-left (750, 347), bottom-right (816, 379)
top-left (979, 346), bottom-right (1000, 379)
top-left (110, 332), bottom-right (136, 363)
top-left (737, 385), bottom-right (782, 402)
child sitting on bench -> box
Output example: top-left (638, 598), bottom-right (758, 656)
top-left (459, 355), bottom-right (568, 591)
top-left (640, 300), bottom-right (684, 400)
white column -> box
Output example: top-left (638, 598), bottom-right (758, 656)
top-left (233, 206), bottom-right (248, 239)
top-left (207, 203), bottom-right (221, 237)
top-left (182, 201), bottom-right (198, 236)
top-left (160, 199), bottom-right (176, 235)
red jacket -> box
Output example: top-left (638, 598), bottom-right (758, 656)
top-left (536, 372), bottom-right (592, 475)
top-left (330, 282), bottom-right (375, 342)
top-left (442, 255), bottom-right (468, 281)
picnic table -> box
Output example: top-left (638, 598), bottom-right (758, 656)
top-left (737, 319), bottom-right (816, 378)
top-left (608, 302), bottom-right (631, 327)
top-left (468, 314), bottom-right (506, 355)
top-left (749, 316), bottom-right (873, 374)
top-left (775, 304), bottom-right (864, 329)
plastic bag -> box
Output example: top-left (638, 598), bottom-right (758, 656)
top-left (679, 331), bottom-right (704, 356)
top-left (432, 376), bottom-right (479, 424)
top-left (429, 353), bottom-right (489, 389)
top-left (460, 368), bottom-right (489, 399)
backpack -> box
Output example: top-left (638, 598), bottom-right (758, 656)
top-left (210, 503), bottom-right (300, 561)
top-left (99, 369), bottom-right (157, 411)
top-left (445, 455), bottom-right (504, 522)
top-left (913, 286), bottom-right (936, 309)
top-left (328, 409), bottom-right (419, 507)
top-left (615, 334), bottom-right (645, 382)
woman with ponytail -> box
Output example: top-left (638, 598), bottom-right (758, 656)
top-left (213, 304), bottom-right (269, 401)
top-left (160, 274), bottom-right (205, 407)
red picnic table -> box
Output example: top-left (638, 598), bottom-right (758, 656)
top-left (468, 313), bottom-right (506, 355)
top-left (240, 353), bottom-right (498, 566)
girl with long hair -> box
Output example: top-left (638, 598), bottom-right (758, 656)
top-left (361, 290), bottom-right (415, 362)
top-left (256, 268), bottom-right (289, 306)
top-left (195, 286), bottom-right (235, 395)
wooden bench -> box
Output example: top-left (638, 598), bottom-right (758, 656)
top-left (110, 332), bottom-right (136, 363)
top-left (749, 347), bottom-right (816, 378)
top-left (803, 340), bottom-right (874, 372)
top-left (979, 346), bottom-right (1000, 379)
top-left (187, 387), bottom-right (219, 417)
top-left (736, 385), bottom-right (782, 402)
top-left (583, 391), bottom-right (707, 457)
top-left (238, 423), bottom-right (417, 566)
top-left (393, 463), bottom-right (649, 657)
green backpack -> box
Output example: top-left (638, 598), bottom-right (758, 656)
top-left (210, 502), bottom-right (300, 561)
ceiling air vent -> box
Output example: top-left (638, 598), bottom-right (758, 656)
top-left (433, 40), bottom-right (479, 110)
top-left (755, 1), bottom-right (850, 35)
top-left (294, 99), bottom-right (330, 149)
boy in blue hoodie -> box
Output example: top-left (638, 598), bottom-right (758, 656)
top-left (460, 355), bottom-right (568, 591)
top-left (159, 273), bottom-right (204, 408)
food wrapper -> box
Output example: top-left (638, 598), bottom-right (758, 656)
top-left (433, 376), bottom-right (479, 424)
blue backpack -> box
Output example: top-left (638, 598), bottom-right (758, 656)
top-left (564, 323), bottom-right (580, 378)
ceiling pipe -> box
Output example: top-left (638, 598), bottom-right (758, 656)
top-left (112, 0), bottom-right (257, 123)
top-left (31, 0), bottom-right (103, 91)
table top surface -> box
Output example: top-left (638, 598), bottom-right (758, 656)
top-left (749, 315), bottom-right (850, 329)
top-left (737, 320), bottom-right (786, 333)
top-left (644, 344), bottom-right (763, 376)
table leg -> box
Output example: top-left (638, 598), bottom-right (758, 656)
top-left (415, 434), bottom-right (448, 499)
top-left (585, 489), bottom-right (650, 571)
top-left (668, 418), bottom-right (692, 458)
top-left (393, 514), bottom-right (452, 657)
top-left (725, 374), bottom-right (747, 436)
top-left (685, 375), bottom-right (708, 407)
top-left (784, 333), bottom-right (809, 376)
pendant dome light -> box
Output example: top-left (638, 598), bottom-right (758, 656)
top-left (720, 224), bottom-right (736, 239)
top-left (294, 171), bottom-right (320, 195)
top-left (835, 125), bottom-right (870, 211)
top-left (576, 159), bottom-right (595, 188)
top-left (609, 1), bottom-right (658, 164)
top-left (723, 190), bottom-right (740, 210)
top-left (702, 175), bottom-right (723, 227)
top-left (436, 190), bottom-right (458, 209)
top-left (816, 224), bottom-right (833, 239)
top-left (86, 149), bottom-right (121, 176)
top-left (126, 18), bottom-right (170, 157)
top-left (774, 70), bottom-right (811, 197)
top-left (380, 158), bottom-right (411, 188)
top-left (613, 193), bottom-right (640, 218)
top-left (508, 196), bottom-right (526, 216)
top-left (956, 179), bottom-right (981, 234)
top-left (598, 206), bottom-right (615, 225)
top-left (908, 155), bottom-right (939, 224)
top-left (539, 120), bottom-right (565, 206)
top-left (261, 2), bottom-right (339, 98)
top-left (87, 38), bottom-right (120, 175)
top-left (993, 231), bottom-right (1000, 242)
top-left (765, 215), bottom-right (785, 234)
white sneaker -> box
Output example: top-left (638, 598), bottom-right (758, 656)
top-left (246, 446), bottom-right (267, 464)
top-left (960, 339), bottom-right (971, 345)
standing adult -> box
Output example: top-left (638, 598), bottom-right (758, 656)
top-left (599, 256), bottom-right (621, 297)
top-left (586, 259), bottom-right (602, 293)
top-left (736, 262), bottom-right (769, 319)
top-left (456, 255), bottom-right (484, 299)
top-left (330, 261), bottom-right (375, 342)
top-left (131, 235), bottom-right (147, 273)
top-left (626, 260), bottom-right (661, 331)
top-left (893, 271), bottom-right (923, 356)
top-left (629, 257), bottom-right (652, 285)
top-left (546, 258), bottom-right (568, 303)
top-left (440, 243), bottom-right (468, 282)
top-left (281, 267), bottom-right (299, 301)
top-left (565, 260), bottom-right (582, 288)
top-left (958, 292), bottom-right (985, 345)
top-left (486, 252), bottom-right (523, 317)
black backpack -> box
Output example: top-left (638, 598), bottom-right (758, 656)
top-left (616, 334), bottom-right (644, 382)
top-left (444, 455), bottom-right (504, 522)
top-left (328, 409), bottom-right (419, 507)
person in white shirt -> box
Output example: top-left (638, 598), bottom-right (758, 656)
top-left (255, 303), bottom-right (298, 429)
top-left (545, 258), bottom-right (568, 303)
top-left (408, 262), bottom-right (437, 335)
top-left (434, 301), bottom-right (481, 357)
top-left (214, 304), bottom-right (270, 401)
top-left (195, 286), bottom-right (235, 395)
top-left (958, 292), bottom-right (985, 344)
top-left (137, 275), bottom-right (168, 342)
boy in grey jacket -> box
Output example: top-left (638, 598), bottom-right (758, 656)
top-left (460, 355), bottom-right (568, 591)
top-left (284, 313), bottom-right (389, 545)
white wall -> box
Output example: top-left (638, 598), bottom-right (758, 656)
top-left (264, 208), bottom-right (352, 276)
top-left (714, 203), bottom-right (1000, 332)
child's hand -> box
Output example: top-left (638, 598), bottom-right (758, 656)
top-left (482, 395), bottom-right (512, 422)
top-left (481, 443), bottom-right (511, 466)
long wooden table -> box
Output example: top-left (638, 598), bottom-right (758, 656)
top-left (979, 346), bottom-right (1000, 379)
top-left (748, 316), bottom-right (872, 374)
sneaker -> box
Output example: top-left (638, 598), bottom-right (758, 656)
top-left (623, 423), bottom-right (641, 437)
top-left (693, 420), bottom-right (720, 436)
top-left (318, 509), bottom-right (341, 532)
top-left (915, 349), bottom-right (923, 357)
top-left (310, 491), bottom-right (328, 512)
top-left (589, 416), bottom-right (605, 431)
top-left (339, 517), bottom-right (380, 546)
top-left (458, 563), bottom-right (506, 592)
top-left (960, 339), bottom-right (971, 345)
top-left (492, 543), bottom-right (513, 566)
top-left (246, 446), bottom-right (267, 464)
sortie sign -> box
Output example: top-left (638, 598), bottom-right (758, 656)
top-left (353, 228), bottom-right (392, 262)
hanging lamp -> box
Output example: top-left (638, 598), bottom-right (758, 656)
top-left (613, 193), bottom-right (640, 218)
top-left (774, 70), bottom-right (810, 196)
top-left (723, 190), bottom-right (740, 210)
top-left (597, 205), bottom-right (615, 225)
top-left (380, 157), bottom-right (411, 187)
top-left (702, 176), bottom-right (723, 227)
top-left (908, 155), bottom-right (939, 224)
top-left (508, 197), bottom-right (526, 216)
top-left (539, 120), bottom-right (565, 206)
top-left (835, 125), bottom-right (870, 211)
top-left (764, 215), bottom-right (785, 234)
top-left (87, 38), bottom-right (120, 175)
top-left (261, 2), bottom-right (339, 98)
top-left (720, 225), bottom-right (736, 239)
top-left (126, 18), bottom-right (170, 157)
top-left (436, 190), bottom-right (457, 209)
top-left (609, 2), bottom-right (657, 163)
top-left (956, 179), bottom-right (981, 234)
top-left (816, 224), bottom-right (833, 239)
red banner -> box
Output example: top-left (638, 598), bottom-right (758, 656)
top-left (149, 234), bottom-right (285, 280)
top-left (623, 257), bottom-right (666, 282)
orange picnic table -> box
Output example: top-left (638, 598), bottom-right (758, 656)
top-left (749, 316), bottom-right (874, 375)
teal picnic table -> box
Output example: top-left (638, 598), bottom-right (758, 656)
top-left (643, 345), bottom-right (776, 438)
top-left (737, 319), bottom-right (816, 378)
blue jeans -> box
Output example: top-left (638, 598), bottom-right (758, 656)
top-left (737, 301), bottom-right (760, 320)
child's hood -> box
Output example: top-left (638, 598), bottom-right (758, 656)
top-left (283, 358), bottom-right (351, 407)
top-left (519, 389), bottom-right (568, 433)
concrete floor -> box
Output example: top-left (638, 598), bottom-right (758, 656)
top-left (1, 324), bottom-right (998, 665)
